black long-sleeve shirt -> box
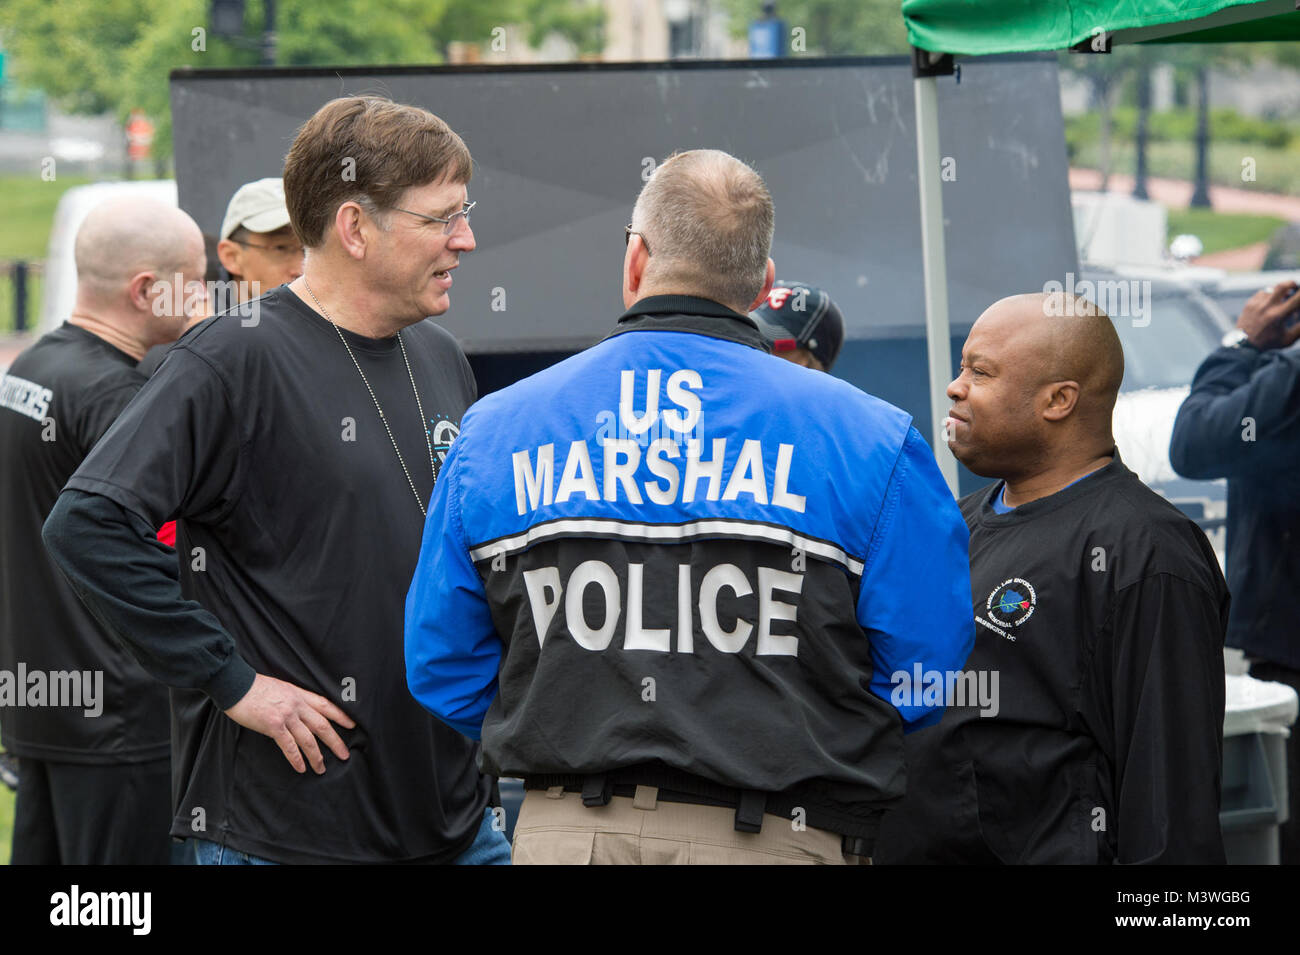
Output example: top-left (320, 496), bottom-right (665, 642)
top-left (875, 454), bottom-right (1229, 864)
top-left (41, 288), bottom-right (491, 864)
top-left (43, 491), bottom-right (256, 708)
top-left (1169, 343), bottom-right (1300, 670)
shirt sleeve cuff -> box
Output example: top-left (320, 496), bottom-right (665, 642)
top-left (202, 653), bottom-right (258, 711)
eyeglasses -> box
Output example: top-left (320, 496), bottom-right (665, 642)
top-left (624, 224), bottom-right (650, 255)
top-left (392, 200), bottom-right (476, 235)
top-left (230, 238), bottom-right (304, 258)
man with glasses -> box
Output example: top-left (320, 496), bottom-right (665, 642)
top-left (43, 96), bottom-right (506, 865)
top-left (217, 178), bottom-right (305, 294)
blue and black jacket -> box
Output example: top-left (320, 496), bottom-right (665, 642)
top-left (405, 295), bottom-right (973, 838)
top-left (1170, 342), bottom-right (1300, 670)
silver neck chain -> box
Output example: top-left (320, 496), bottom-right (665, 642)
top-left (302, 278), bottom-right (437, 517)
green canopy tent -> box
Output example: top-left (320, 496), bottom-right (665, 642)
top-left (902, 0), bottom-right (1299, 492)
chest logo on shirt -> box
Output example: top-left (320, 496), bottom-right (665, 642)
top-left (430, 415), bottom-right (461, 482)
top-left (979, 577), bottom-right (1037, 640)
top-left (431, 417), bottom-right (460, 462)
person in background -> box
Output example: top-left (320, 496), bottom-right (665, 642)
top-left (1170, 280), bottom-right (1300, 865)
top-left (750, 281), bottom-right (845, 372)
top-left (138, 178), bottom-right (303, 549)
top-left (138, 177), bottom-right (302, 377)
top-left (0, 197), bottom-right (206, 864)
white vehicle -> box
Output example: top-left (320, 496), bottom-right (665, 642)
top-left (1094, 264), bottom-right (1236, 570)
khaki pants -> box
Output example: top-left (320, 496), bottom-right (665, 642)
top-left (511, 787), bottom-right (871, 865)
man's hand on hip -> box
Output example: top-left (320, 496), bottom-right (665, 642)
top-left (224, 673), bottom-right (355, 774)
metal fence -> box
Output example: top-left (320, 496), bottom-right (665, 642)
top-left (0, 260), bottom-right (45, 334)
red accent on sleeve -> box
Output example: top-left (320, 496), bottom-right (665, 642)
top-left (157, 521), bottom-right (176, 548)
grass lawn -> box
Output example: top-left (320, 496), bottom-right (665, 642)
top-left (0, 174), bottom-right (93, 260)
top-left (1073, 139), bottom-right (1300, 198)
top-left (1166, 208), bottom-right (1288, 257)
top-left (0, 768), bottom-right (12, 866)
top-left (0, 173), bottom-right (92, 333)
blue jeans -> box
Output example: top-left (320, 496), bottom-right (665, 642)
top-left (188, 807), bottom-right (511, 865)
top-left (187, 838), bottom-right (278, 865)
top-left (452, 806), bottom-right (512, 865)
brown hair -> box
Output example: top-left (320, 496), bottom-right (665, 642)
top-left (283, 96), bottom-right (473, 248)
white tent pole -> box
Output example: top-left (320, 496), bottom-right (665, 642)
top-left (913, 68), bottom-right (960, 495)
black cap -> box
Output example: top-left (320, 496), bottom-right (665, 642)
top-left (750, 281), bottom-right (845, 371)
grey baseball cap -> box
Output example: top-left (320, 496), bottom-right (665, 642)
top-left (220, 177), bottom-right (291, 240)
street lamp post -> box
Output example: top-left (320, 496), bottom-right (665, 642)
top-left (261, 0), bottom-right (277, 68)
top-left (211, 0), bottom-right (276, 66)
top-left (1132, 54), bottom-right (1150, 201)
top-left (1190, 66), bottom-right (1212, 208)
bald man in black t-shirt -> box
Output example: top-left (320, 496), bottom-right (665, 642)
top-left (0, 197), bottom-right (206, 864)
top-left (876, 292), bottom-right (1229, 864)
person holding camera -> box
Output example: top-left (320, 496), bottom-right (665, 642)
top-left (1170, 279), bottom-right (1300, 865)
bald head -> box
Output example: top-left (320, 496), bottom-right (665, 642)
top-left (988, 292), bottom-right (1125, 422)
top-left (629, 149), bottom-right (774, 312)
top-left (75, 198), bottom-right (204, 298)
top-left (945, 291), bottom-right (1125, 482)
top-left (69, 197), bottom-right (207, 358)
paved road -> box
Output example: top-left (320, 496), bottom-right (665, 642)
top-left (1071, 168), bottom-right (1299, 272)
top-left (1070, 168), bottom-right (1300, 223)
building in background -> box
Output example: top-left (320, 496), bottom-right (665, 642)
top-left (604, 0), bottom-right (745, 60)
top-left (469, 0), bottom-right (746, 65)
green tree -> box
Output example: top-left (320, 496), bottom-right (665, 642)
top-left (1062, 42), bottom-right (1256, 204)
top-left (1246, 40), bottom-right (1300, 72)
top-left (1059, 47), bottom-right (1140, 191)
top-left (0, 0), bottom-right (160, 114)
top-left (436, 0), bottom-right (603, 59)
top-left (0, 0), bottom-right (606, 161)
top-left (1157, 44), bottom-right (1255, 208)
top-left (519, 0), bottom-right (603, 56)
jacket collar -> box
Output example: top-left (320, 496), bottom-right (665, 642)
top-left (604, 294), bottom-right (771, 353)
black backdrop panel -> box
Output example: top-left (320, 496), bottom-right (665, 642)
top-left (170, 55), bottom-right (1076, 359)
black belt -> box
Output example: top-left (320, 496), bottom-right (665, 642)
top-left (524, 764), bottom-right (871, 857)
top-left (527, 769), bottom-right (767, 833)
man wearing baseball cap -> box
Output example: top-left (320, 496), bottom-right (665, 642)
top-left (216, 177), bottom-right (304, 295)
top-left (139, 178), bottom-right (302, 378)
top-left (751, 281), bottom-right (845, 372)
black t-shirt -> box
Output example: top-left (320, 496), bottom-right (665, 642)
top-left (60, 287), bottom-right (490, 863)
top-left (874, 455), bottom-right (1229, 864)
top-left (136, 342), bottom-right (169, 377)
top-left (0, 323), bottom-right (170, 763)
